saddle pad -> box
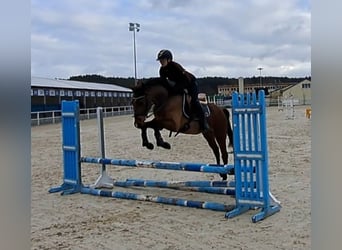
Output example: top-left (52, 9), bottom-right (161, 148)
top-left (182, 93), bottom-right (210, 118)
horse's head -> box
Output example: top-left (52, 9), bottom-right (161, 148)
top-left (131, 82), bottom-right (150, 128)
top-left (131, 78), bottom-right (169, 128)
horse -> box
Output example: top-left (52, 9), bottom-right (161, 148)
top-left (131, 77), bottom-right (234, 180)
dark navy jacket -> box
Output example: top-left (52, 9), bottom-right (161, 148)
top-left (159, 61), bottom-right (196, 94)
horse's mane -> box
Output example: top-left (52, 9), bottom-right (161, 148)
top-left (142, 77), bottom-right (170, 89)
top-left (132, 77), bottom-right (171, 98)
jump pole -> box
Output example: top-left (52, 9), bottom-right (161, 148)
top-left (49, 90), bottom-right (281, 222)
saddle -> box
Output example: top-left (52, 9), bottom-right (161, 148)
top-left (181, 92), bottom-right (210, 119)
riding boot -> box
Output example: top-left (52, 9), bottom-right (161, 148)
top-left (195, 101), bottom-right (209, 132)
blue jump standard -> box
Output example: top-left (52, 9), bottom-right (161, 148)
top-left (49, 90), bottom-right (281, 223)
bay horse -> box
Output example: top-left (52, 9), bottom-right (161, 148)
top-left (131, 77), bottom-right (233, 180)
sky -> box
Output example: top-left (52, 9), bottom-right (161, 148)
top-left (31, 0), bottom-right (311, 79)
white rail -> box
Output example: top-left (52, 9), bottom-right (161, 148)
top-left (31, 105), bottom-right (133, 126)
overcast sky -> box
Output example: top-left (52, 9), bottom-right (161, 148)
top-left (31, 0), bottom-right (311, 79)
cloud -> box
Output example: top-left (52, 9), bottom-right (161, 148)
top-left (31, 0), bottom-right (311, 78)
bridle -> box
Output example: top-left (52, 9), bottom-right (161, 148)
top-left (132, 95), bottom-right (153, 118)
top-left (132, 82), bottom-right (168, 119)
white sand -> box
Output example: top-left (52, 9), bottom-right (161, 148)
top-left (31, 105), bottom-right (311, 250)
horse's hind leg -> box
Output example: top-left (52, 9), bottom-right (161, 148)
top-left (216, 135), bottom-right (231, 179)
top-left (226, 114), bottom-right (234, 149)
top-left (154, 128), bottom-right (171, 149)
top-left (203, 132), bottom-right (223, 178)
top-left (223, 108), bottom-right (233, 149)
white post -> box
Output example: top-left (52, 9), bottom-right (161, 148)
top-left (278, 96), bottom-right (283, 111)
top-left (284, 96), bottom-right (295, 119)
top-left (91, 107), bottom-right (114, 188)
top-left (238, 77), bottom-right (244, 94)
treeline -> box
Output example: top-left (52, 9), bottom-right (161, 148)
top-left (69, 74), bottom-right (311, 96)
top-left (69, 75), bottom-right (136, 88)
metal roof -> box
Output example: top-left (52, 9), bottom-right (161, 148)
top-left (31, 76), bottom-right (132, 92)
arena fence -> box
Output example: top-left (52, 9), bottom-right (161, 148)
top-left (31, 105), bottom-right (133, 126)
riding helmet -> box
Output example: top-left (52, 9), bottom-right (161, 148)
top-left (156, 49), bottom-right (173, 61)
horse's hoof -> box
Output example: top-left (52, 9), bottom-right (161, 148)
top-left (157, 141), bottom-right (171, 149)
top-left (220, 174), bottom-right (227, 181)
top-left (143, 142), bottom-right (154, 150)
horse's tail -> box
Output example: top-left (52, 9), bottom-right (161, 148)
top-left (223, 108), bottom-right (233, 148)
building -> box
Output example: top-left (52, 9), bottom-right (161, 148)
top-left (272, 79), bottom-right (311, 105)
top-left (31, 76), bottom-right (133, 112)
top-left (217, 81), bottom-right (292, 96)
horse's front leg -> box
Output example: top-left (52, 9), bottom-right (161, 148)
top-left (140, 125), bottom-right (154, 150)
top-left (144, 119), bottom-right (171, 150)
top-left (154, 128), bottom-right (171, 149)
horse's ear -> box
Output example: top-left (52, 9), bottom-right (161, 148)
top-left (136, 80), bottom-right (144, 88)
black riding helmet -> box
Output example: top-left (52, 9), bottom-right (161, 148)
top-left (156, 49), bottom-right (173, 61)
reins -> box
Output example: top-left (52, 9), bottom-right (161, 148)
top-left (132, 95), bottom-right (145, 101)
top-left (132, 95), bottom-right (155, 118)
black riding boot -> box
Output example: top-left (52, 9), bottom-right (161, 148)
top-left (194, 101), bottom-right (209, 132)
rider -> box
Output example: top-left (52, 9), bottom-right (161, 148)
top-left (156, 49), bottom-right (209, 132)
